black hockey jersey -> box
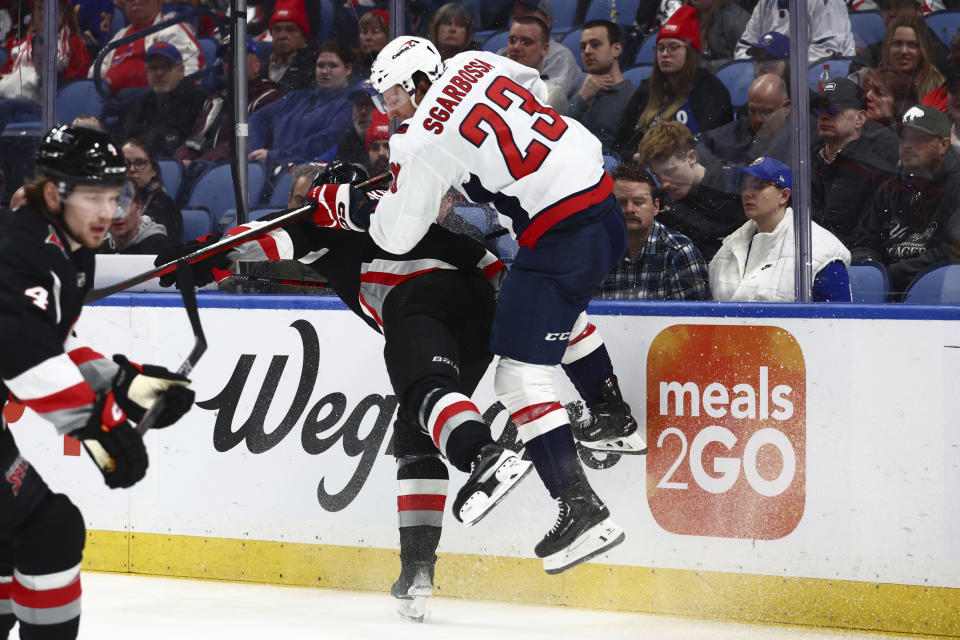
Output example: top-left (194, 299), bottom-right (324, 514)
top-left (0, 206), bottom-right (119, 435)
top-left (221, 216), bottom-right (505, 333)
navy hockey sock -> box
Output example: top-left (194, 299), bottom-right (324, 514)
top-left (562, 345), bottom-right (613, 408)
top-left (524, 426), bottom-right (585, 499)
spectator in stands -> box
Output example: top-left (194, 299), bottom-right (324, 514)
top-left (356, 10), bottom-right (390, 78)
top-left (691, 0), bottom-right (750, 68)
top-left (498, 0), bottom-right (581, 99)
top-left (568, 20), bottom-right (633, 151)
top-left (331, 86), bottom-right (377, 165)
top-left (262, 0), bottom-right (319, 92)
top-left (711, 156), bottom-right (852, 302)
top-left (117, 41), bottom-right (208, 157)
top-left (365, 111), bottom-right (391, 176)
top-left (92, 0), bottom-right (203, 96)
top-left (811, 78), bottom-right (899, 247)
top-left (745, 30), bottom-right (789, 82)
top-left (849, 0), bottom-right (950, 75)
top-left (700, 74), bottom-right (793, 167)
top-left (851, 105), bottom-right (960, 294)
top-left (123, 138), bottom-right (183, 242)
top-left (429, 3), bottom-right (479, 60)
top-left (75, 0), bottom-right (115, 54)
top-left (614, 7), bottom-right (733, 158)
top-left (506, 16), bottom-right (567, 113)
top-left (875, 15), bottom-right (945, 102)
top-left (0, 0), bottom-right (89, 116)
top-left (733, 0), bottom-right (854, 63)
top-left (597, 163), bottom-right (710, 300)
top-left (100, 181), bottom-right (174, 254)
top-left (175, 37), bottom-right (283, 165)
top-left (249, 40), bottom-right (354, 166)
top-left (863, 66), bottom-right (917, 128)
top-left (72, 114), bottom-right (104, 130)
top-left (637, 121), bottom-right (744, 260)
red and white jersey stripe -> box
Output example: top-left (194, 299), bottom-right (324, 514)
top-left (4, 353), bottom-right (97, 436)
top-left (396, 478), bottom-right (447, 528)
top-left (358, 257), bottom-right (458, 328)
top-left (11, 562), bottom-right (82, 625)
top-left (224, 222), bottom-right (295, 263)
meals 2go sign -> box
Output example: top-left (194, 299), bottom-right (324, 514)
top-left (646, 325), bottom-right (805, 540)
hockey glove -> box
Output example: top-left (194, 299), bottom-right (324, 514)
top-left (155, 233), bottom-right (232, 288)
top-left (307, 183), bottom-right (368, 232)
top-left (111, 355), bottom-right (195, 428)
top-left (71, 393), bottom-right (148, 489)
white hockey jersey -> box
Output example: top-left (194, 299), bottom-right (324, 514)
top-left (369, 51), bottom-right (608, 256)
top-left (733, 0), bottom-right (855, 63)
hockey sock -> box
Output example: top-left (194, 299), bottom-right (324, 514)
top-left (561, 323), bottom-right (613, 407)
top-left (523, 426), bottom-right (584, 499)
top-left (421, 391), bottom-right (493, 473)
top-left (0, 612), bottom-right (13, 640)
top-left (17, 618), bottom-right (80, 640)
top-left (396, 455), bottom-right (448, 564)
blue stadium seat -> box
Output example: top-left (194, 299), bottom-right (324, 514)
top-left (473, 30), bottom-right (498, 47)
top-left (602, 153), bottom-right (619, 173)
top-left (622, 64), bottom-right (653, 87)
top-left (110, 6), bottom-right (128, 37)
top-left (903, 263), bottom-right (960, 304)
top-left (251, 206), bottom-right (284, 220)
top-left (925, 10), bottom-right (960, 47)
top-left (551, 0), bottom-right (579, 31)
top-left (56, 79), bottom-right (104, 124)
top-left (633, 33), bottom-right (657, 65)
top-left (180, 208), bottom-right (215, 242)
top-left (0, 48), bottom-right (9, 70)
top-left (198, 37), bottom-right (217, 69)
top-left (157, 158), bottom-right (182, 201)
top-left (848, 263), bottom-right (890, 303)
top-left (715, 60), bottom-right (755, 107)
top-left (185, 162), bottom-right (265, 229)
top-left (849, 11), bottom-right (885, 49)
top-left (269, 171), bottom-right (295, 206)
top-left (584, 0), bottom-right (641, 24)
top-left (220, 206), bottom-right (283, 231)
top-left (561, 29), bottom-right (583, 68)
top-left (808, 59), bottom-right (852, 92)
top-left (483, 30), bottom-right (509, 53)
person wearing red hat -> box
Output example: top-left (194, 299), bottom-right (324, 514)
top-left (613, 5), bottom-right (732, 157)
top-left (365, 110), bottom-right (391, 175)
top-left (263, 0), bottom-right (319, 92)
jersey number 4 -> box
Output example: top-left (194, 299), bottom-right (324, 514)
top-left (459, 76), bottom-right (567, 180)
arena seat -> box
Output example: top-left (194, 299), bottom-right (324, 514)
top-left (157, 158), bottom-right (182, 202)
top-left (550, 0), bottom-right (580, 31)
top-left (583, 0), bottom-right (641, 24)
top-left (622, 64), bottom-right (653, 87)
top-left (903, 263), bottom-right (960, 304)
top-left (808, 59), bottom-right (852, 91)
top-left (848, 10), bottom-right (885, 48)
top-left (848, 263), bottom-right (890, 303)
top-left (269, 171), bottom-right (294, 206)
top-left (715, 60), bottom-right (755, 107)
top-left (180, 207), bottom-right (215, 242)
top-left (924, 10), bottom-right (960, 47)
top-left (561, 29), bottom-right (584, 68)
top-left (483, 31), bottom-right (509, 53)
top-left (184, 162), bottom-right (265, 228)
top-left (632, 33), bottom-right (657, 65)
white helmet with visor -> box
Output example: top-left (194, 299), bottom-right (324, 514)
top-left (369, 36), bottom-right (444, 112)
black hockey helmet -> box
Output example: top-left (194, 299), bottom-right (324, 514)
top-left (34, 125), bottom-right (127, 189)
top-left (312, 160), bottom-right (370, 188)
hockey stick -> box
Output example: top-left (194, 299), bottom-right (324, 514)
top-left (228, 274), bottom-right (329, 289)
top-left (84, 171), bottom-right (392, 304)
top-left (135, 260), bottom-right (206, 435)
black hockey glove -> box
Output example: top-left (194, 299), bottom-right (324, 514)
top-left (155, 233), bottom-right (232, 288)
top-left (112, 355), bottom-right (194, 428)
top-left (71, 393), bottom-right (148, 489)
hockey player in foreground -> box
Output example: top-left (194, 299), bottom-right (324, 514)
top-left (309, 37), bottom-right (643, 575)
top-left (156, 161), bottom-right (533, 623)
top-left (0, 125), bottom-right (195, 640)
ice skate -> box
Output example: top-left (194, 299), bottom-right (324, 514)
top-left (452, 443), bottom-right (532, 526)
top-left (535, 482), bottom-right (625, 574)
top-left (572, 375), bottom-right (646, 455)
top-left (391, 560), bottom-right (435, 623)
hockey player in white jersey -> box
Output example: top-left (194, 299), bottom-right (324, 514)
top-left (309, 37), bottom-right (642, 574)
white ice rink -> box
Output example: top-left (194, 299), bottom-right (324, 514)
top-left (73, 572), bottom-right (912, 640)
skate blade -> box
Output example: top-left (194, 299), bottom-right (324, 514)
top-left (395, 595), bottom-right (427, 623)
top-left (580, 431), bottom-right (647, 455)
top-left (459, 457), bottom-right (533, 527)
top-left (542, 518), bottom-right (625, 575)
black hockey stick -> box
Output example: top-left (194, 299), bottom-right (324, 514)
top-left (84, 171), bottom-right (392, 304)
top-left (135, 261), bottom-right (206, 435)
top-left (228, 274), bottom-right (329, 289)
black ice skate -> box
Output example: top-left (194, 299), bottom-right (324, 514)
top-left (452, 443), bottom-right (532, 526)
top-left (391, 560), bottom-right (435, 623)
top-left (572, 375), bottom-right (647, 455)
top-left (534, 481), bottom-right (625, 575)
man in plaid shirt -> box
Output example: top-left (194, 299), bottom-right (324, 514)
top-left (598, 164), bottom-right (711, 300)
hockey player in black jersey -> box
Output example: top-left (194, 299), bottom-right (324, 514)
top-left (0, 125), bottom-right (196, 640)
top-left (156, 161), bottom-right (533, 623)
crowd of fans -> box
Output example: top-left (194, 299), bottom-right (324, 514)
top-left (0, 0), bottom-right (958, 301)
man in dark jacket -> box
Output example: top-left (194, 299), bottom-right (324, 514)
top-left (638, 120), bottom-right (744, 260)
top-left (117, 41), bottom-right (208, 157)
top-left (261, 0), bottom-right (320, 92)
top-left (174, 37), bottom-right (283, 165)
top-left (812, 79), bottom-right (899, 247)
top-left (851, 105), bottom-right (960, 295)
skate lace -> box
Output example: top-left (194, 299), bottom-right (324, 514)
top-left (548, 499), bottom-right (569, 536)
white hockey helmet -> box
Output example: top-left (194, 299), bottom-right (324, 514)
top-left (369, 36), bottom-right (444, 109)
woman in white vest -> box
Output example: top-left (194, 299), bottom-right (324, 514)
top-left (709, 156), bottom-right (852, 302)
